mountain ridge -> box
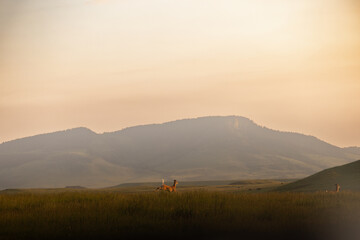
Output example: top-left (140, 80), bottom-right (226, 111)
top-left (0, 116), bottom-right (359, 189)
top-left (1, 116), bottom-right (351, 149)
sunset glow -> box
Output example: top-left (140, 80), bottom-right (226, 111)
top-left (1, 0), bottom-right (359, 146)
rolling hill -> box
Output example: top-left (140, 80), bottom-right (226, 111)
top-left (0, 116), bottom-right (359, 189)
top-left (276, 160), bottom-right (360, 192)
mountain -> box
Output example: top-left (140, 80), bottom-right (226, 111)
top-left (0, 116), bottom-right (359, 189)
top-left (344, 146), bottom-right (360, 155)
top-left (276, 159), bottom-right (360, 192)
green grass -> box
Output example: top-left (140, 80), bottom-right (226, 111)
top-left (0, 190), bottom-right (360, 240)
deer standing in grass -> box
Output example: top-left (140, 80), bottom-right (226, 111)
top-left (326, 184), bottom-right (340, 193)
top-left (156, 179), bottom-right (178, 192)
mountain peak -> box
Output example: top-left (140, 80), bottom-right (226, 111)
top-left (63, 127), bottom-right (96, 135)
top-left (116, 115), bottom-right (257, 134)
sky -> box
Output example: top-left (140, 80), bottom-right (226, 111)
top-left (0, 0), bottom-right (359, 147)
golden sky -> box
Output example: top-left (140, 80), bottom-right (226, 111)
top-left (0, 0), bottom-right (359, 146)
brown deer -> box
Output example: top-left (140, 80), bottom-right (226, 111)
top-left (326, 184), bottom-right (340, 193)
top-left (156, 179), bottom-right (178, 192)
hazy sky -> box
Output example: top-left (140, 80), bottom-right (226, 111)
top-left (0, 0), bottom-right (359, 147)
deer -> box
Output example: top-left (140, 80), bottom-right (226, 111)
top-left (156, 179), bottom-right (178, 192)
top-left (325, 184), bottom-right (340, 193)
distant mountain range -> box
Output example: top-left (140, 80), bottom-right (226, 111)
top-left (0, 116), bottom-right (359, 189)
top-left (276, 159), bottom-right (360, 192)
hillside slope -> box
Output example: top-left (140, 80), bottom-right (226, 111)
top-left (0, 116), bottom-right (359, 189)
top-left (276, 160), bottom-right (360, 192)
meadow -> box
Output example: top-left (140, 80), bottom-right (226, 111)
top-left (0, 188), bottom-right (359, 240)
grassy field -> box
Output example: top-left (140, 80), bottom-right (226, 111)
top-left (108, 178), bottom-right (295, 193)
top-left (0, 188), bottom-right (359, 240)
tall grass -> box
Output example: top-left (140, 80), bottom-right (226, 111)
top-left (0, 190), bottom-right (359, 240)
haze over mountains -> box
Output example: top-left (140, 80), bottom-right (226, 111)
top-left (0, 116), bottom-right (359, 189)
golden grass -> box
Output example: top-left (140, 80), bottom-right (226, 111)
top-left (0, 190), bottom-right (359, 240)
